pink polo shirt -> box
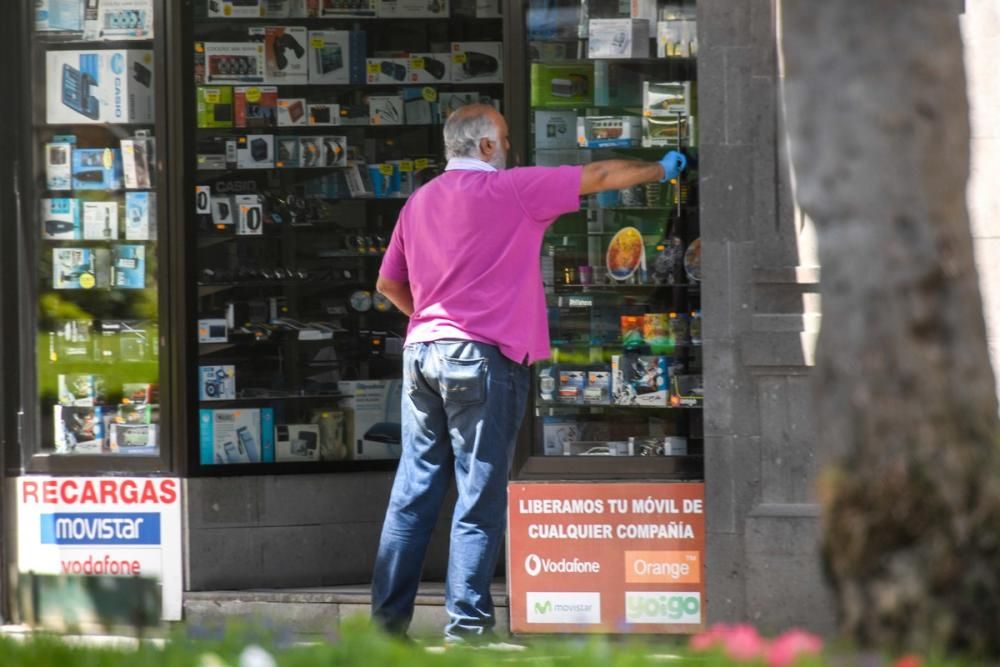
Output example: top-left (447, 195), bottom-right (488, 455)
top-left (378, 161), bottom-right (583, 364)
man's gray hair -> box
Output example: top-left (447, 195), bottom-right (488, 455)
top-left (443, 109), bottom-right (499, 160)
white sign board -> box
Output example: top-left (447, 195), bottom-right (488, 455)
top-left (16, 477), bottom-right (183, 621)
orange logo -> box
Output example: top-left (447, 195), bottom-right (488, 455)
top-left (625, 551), bottom-right (701, 584)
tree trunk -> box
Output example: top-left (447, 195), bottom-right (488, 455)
top-left (779, 0), bottom-right (1000, 656)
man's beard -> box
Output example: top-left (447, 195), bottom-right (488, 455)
top-left (486, 146), bottom-right (507, 170)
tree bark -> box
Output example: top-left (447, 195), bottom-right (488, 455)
top-left (779, 0), bottom-right (1000, 655)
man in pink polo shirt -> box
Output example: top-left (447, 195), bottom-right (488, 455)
top-left (371, 103), bottom-right (686, 642)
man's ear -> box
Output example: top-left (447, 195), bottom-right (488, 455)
top-left (479, 137), bottom-right (493, 156)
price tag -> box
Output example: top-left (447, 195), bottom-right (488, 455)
top-left (414, 158), bottom-right (430, 170)
top-left (378, 164), bottom-right (395, 176)
top-left (204, 89), bottom-right (220, 104)
top-left (421, 87), bottom-right (437, 102)
top-left (367, 62), bottom-right (381, 74)
top-left (244, 87), bottom-right (262, 103)
top-left (398, 160), bottom-right (413, 172)
top-left (103, 148), bottom-right (114, 169)
top-left (311, 37), bottom-right (325, 49)
top-left (79, 273), bottom-right (96, 289)
top-left (409, 57), bottom-right (426, 70)
top-left (452, 53), bottom-right (467, 65)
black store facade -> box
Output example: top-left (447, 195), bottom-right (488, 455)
top-left (0, 0), bottom-right (829, 635)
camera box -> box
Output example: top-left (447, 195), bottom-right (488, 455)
top-left (204, 42), bottom-right (266, 84)
top-left (197, 86), bottom-right (234, 128)
top-left (236, 134), bottom-right (274, 168)
top-left (450, 42), bottom-right (502, 83)
top-left (45, 138), bottom-right (74, 190)
top-left (41, 198), bottom-right (81, 240)
top-left (369, 96), bottom-right (404, 125)
top-left (72, 148), bottom-right (124, 190)
top-left (377, 0), bottom-right (448, 18)
top-left (275, 424), bottom-right (321, 461)
top-left (199, 365), bottom-right (235, 401)
top-left (121, 134), bottom-right (155, 189)
top-left (338, 380), bottom-right (402, 460)
top-left (253, 26), bottom-right (308, 84)
top-left (588, 19), bottom-right (650, 59)
top-left (83, 201), bottom-right (119, 240)
top-left (530, 63), bottom-right (593, 107)
top-left (199, 408), bottom-right (276, 465)
top-left (54, 406), bottom-right (107, 454)
top-left (577, 115), bottom-right (641, 148)
top-left (234, 85), bottom-right (278, 127)
top-left (46, 49), bottom-right (154, 125)
top-left (125, 191), bottom-right (156, 240)
top-left (657, 19), bottom-right (697, 58)
top-left (534, 109), bottom-right (577, 149)
top-left (198, 319), bottom-right (228, 343)
top-left (308, 30), bottom-right (365, 84)
top-left (367, 58), bottom-right (409, 84)
top-left (612, 353), bottom-right (669, 406)
top-left (308, 103), bottom-right (339, 126)
top-left (277, 97), bottom-right (308, 126)
top-left (35, 0), bottom-right (85, 32)
top-left (407, 53), bottom-right (451, 84)
top-left (111, 244), bottom-right (146, 289)
top-left (91, 0), bottom-right (155, 40)
top-left (53, 247), bottom-right (109, 289)
top-left (315, 0), bottom-right (377, 18)
top-left (208, 0), bottom-right (265, 18)
top-left (58, 373), bottom-right (103, 406)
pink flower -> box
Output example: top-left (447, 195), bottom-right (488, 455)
top-left (690, 624), bottom-right (768, 662)
top-left (765, 629), bottom-right (824, 667)
top-left (893, 657), bottom-right (922, 667)
top-left (689, 623), bottom-right (729, 651)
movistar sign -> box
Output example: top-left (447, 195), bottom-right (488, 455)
top-left (526, 592), bottom-right (601, 624)
top-left (40, 513), bottom-right (161, 546)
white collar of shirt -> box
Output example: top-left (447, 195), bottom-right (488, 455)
top-left (444, 157), bottom-right (497, 172)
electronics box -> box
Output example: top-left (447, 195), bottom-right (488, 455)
top-left (197, 135), bottom-right (237, 170)
top-left (263, 0), bottom-right (310, 17)
top-left (111, 244), bottom-right (146, 289)
top-left (41, 198), bottom-right (81, 240)
top-left (407, 53), bottom-right (451, 84)
top-left (577, 115), bottom-right (641, 148)
top-left (367, 58), bottom-right (409, 84)
top-left (257, 26), bottom-right (308, 84)
top-left (308, 103), bottom-right (340, 125)
top-left (199, 365), bottom-right (236, 401)
top-left (125, 191), bottom-right (156, 240)
top-left (121, 135), bottom-right (155, 189)
top-left (53, 247), bottom-right (108, 290)
top-left (657, 19), bottom-right (697, 58)
top-left (72, 148), bottom-right (124, 190)
top-left (204, 42), bottom-right (266, 84)
top-left (55, 406), bottom-right (106, 454)
top-left (36, 0), bottom-right (85, 31)
top-left (46, 49), bottom-right (154, 124)
top-left (338, 380), bottom-right (403, 460)
top-left (275, 136), bottom-right (300, 167)
top-left (557, 369), bottom-right (587, 403)
top-left (235, 86), bottom-right (278, 127)
top-left (629, 0), bottom-right (658, 25)
top-left (91, 0), bottom-right (155, 40)
top-left (236, 194), bottom-right (264, 235)
top-left (199, 408), bottom-right (275, 465)
top-left (198, 319), bottom-right (228, 343)
top-left (310, 409), bottom-right (350, 460)
top-left (236, 134), bottom-right (274, 168)
top-left (369, 96), bottom-right (404, 125)
top-left (612, 353), bottom-right (669, 406)
top-left (323, 136), bottom-right (348, 167)
top-left (542, 416), bottom-right (579, 456)
top-left (377, 0), bottom-right (449, 18)
top-left (308, 30), bottom-right (365, 83)
top-left (476, 0), bottom-right (501, 17)
top-left (45, 139), bottom-right (74, 190)
top-left (108, 423), bottom-right (158, 455)
top-left (588, 19), bottom-right (650, 59)
top-left (208, 0), bottom-right (265, 18)
top-left (197, 86), bottom-right (235, 128)
top-left (643, 80), bottom-right (692, 116)
top-left (534, 109), bottom-right (577, 149)
top-left (58, 373), bottom-right (102, 406)
top-left (315, 0), bottom-right (377, 18)
top-left (450, 42), bottom-right (502, 83)
top-left (530, 63), bottom-right (593, 107)
top-left (275, 424), bottom-right (321, 461)
top-left (438, 91), bottom-right (480, 122)
top-left (368, 163), bottom-right (401, 198)
top-left (297, 137), bottom-right (324, 167)
top-left (82, 201), bottom-right (119, 240)
top-left (277, 97), bottom-right (308, 126)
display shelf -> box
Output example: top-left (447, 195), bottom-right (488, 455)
top-left (535, 402), bottom-right (702, 413)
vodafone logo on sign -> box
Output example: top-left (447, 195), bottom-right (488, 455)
top-left (524, 553), bottom-right (600, 577)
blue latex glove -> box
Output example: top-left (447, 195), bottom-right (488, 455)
top-left (659, 150), bottom-right (687, 182)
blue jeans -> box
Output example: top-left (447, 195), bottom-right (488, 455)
top-left (371, 340), bottom-right (530, 640)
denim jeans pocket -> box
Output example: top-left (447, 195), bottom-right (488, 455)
top-left (440, 356), bottom-right (486, 405)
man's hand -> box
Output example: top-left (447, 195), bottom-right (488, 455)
top-left (375, 275), bottom-right (414, 316)
top-left (659, 150), bottom-right (687, 182)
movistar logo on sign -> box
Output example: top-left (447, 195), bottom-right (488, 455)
top-left (40, 513), bottom-right (161, 546)
top-left (526, 592), bottom-right (601, 624)
top-left (625, 592), bottom-right (702, 624)
top-left (524, 553), bottom-right (600, 577)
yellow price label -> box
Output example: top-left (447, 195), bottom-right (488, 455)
top-left (398, 160), bottom-right (413, 172)
top-left (367, 63), bottom-right (381, 74)
top-left (103, 148), bottom-right (114, 169)
top-left (79, 273), bottom-right (96, 289)
top-left (311, 37), bottom-right (325, 48)
top-left (421, 86), bottom-right (437, 102)
top-left (204, 89), bottom-right (221, 103)
top-left (378, 164), bottom-right (395, 176)
top-left (414, 158), bottom-right (430, 170)
top-left (410, 57), bottom-right (426, 70)
top-left (244, 87), bottom-right (262, 103)
top-left (452, 53), bottom-right (467, 64)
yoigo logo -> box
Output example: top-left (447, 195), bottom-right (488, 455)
top-left (624, 592), bottom-right (701, 624)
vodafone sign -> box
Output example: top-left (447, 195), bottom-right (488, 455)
top-left (507, 482), bottom-right (706, 634)
top-left (17, 477), bottom-right (183, 621)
